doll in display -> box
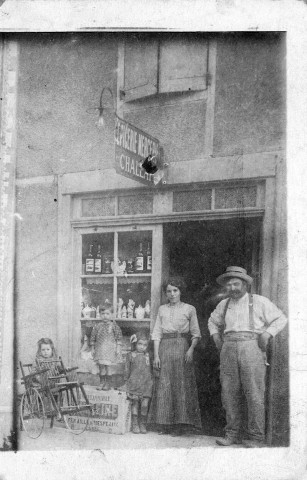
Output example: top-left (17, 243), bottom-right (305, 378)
top-left (90, 306), bottom-right (123, 391)
top-left (123, 331), bottom-right (153, 434)
top-left (117, 297), bottom-right (124, 319)
top-left (135, 304), bottom-right (145, 320)
top-left (127, 299), bottom-right (135, 319)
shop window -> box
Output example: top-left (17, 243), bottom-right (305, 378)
top-left (215, 186), bottom-right (257, 209)
top-left (122, 36), bottom-right (209, 102)
top-left (82, 197), bottom-right (115, 217)
top-left (173, 190), bottom-right (212, 212)
top-left (118, 194), bottom-right (153, 215)
top-left (81, 230), bottom-right (153, 333)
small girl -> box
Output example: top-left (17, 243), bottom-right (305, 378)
top-left (31, 338), bottom-right (61, 417)
top-left (124, 331), bottom-right (153, 434)
top-left (35, 337), bottom-right (57, 363)
top-left (90, 306), bottom-right (123, 391)
top-left (32, 337), bottom-right (58, 382)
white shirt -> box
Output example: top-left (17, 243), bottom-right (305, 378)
top-left (151, 302), bottom-right (201, 341)
top-left (208, 293), bottom-right (287, 337)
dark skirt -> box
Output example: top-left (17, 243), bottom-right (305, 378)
top-left (148, 337), bottom-right (202, 428)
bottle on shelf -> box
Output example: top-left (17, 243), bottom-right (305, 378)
top-left (135, 242), bottom-right (144, 272)
top-left (85, 244), bottom-right (94, 275)
top-left (146, 242), bottom-right (152, 273)
top-left (117, 298), bottom-right (124, 318)
top-left (126, 258), bottom-right (134, 274)
top-left (127, 299), bottom-right (135, 319)
top-left (103, 255), bottom-right (112, 274)
top-left (94, 244), bottom-right (102, 274)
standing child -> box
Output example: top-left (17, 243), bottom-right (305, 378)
top-left (124, 331), bottom-right (153, 434)
top-left (90, 306), bottom-right (123, 391)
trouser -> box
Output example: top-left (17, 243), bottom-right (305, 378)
top-left (220, 335), bottom-right (267, 441)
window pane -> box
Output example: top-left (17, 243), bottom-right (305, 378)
top-left (118, 194), bottom-right (153, 215)
top-left (173, 190), bottom-right (212, 212)
top-left (117, 231), bottom-right (152, 320)
top-left (215, 186), bottom-right (257, 209)
top-left (81, 197), bottom-right (115, 217)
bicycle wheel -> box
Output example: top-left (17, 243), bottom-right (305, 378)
top-left (60, 386), bottom-right (91, 435)
top-left (20, 387), bottom-right (45, 439)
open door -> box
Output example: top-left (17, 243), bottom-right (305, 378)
top-left (163, 217), bottom-right (262, 435)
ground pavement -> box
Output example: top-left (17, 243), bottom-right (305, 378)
top-left (18, 426), bottom-right (222, 451)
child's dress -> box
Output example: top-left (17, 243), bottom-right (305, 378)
top-left (31, 354), bottom-right (59, 413)
top-left (32, 353), bottom-right (59, 387)
top-left (125, 351), bottom-right (153, 399)
top-left (90, 320), bottom-right (123, 365)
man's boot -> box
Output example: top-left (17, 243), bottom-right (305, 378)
top-left (132, 415), bottom-right (140, 434)
top-left (216, 435), bottom-right (242, 446)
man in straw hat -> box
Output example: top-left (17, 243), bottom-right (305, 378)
top-left (208, 266), bottom-right (287, 448)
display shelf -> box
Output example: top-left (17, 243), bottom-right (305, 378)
top-left (82, 274), bottom-right (151, 286)
top-left (80, 318), bottom-right (151, 323)
top-left (116, 273), bottom-right (151, 276)
top-left (81, 273), bottom-right (151, 278)
top-left (80, 318), bottom-right (151, 331)
top-left (117, 275), bottom-right (151, 284)
top-left (81, 274), bottom-right (114, 278)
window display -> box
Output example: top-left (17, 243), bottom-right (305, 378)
top-left (80, 230), bottom-right (153, 324)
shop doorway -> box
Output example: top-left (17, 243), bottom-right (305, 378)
top-left (163, 216), bottom-right (262, 435)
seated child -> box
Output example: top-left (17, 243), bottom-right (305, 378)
top-left (124, 331), bottom-right (153, 434)
top-left (90, 306), bottom-right (123, 391)
top-left (32, 337), bottom-right (58, 385)
top-left (31, 337), bottom-right (61, 418)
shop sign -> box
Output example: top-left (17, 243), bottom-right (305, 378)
top-left (114, 116), bottom-right (162, 186)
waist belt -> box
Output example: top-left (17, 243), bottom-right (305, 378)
top-left (162, 332), bottom-right (190, 339)
top-left (223, 332), bottom-right (259, 341)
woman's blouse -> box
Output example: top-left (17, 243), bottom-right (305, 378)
top-left (151, 302), bottom-right (201, 341)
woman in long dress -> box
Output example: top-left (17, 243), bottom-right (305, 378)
top-left (148, 277), bottom-right (202, 435)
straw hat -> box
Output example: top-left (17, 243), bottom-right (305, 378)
top-left (216, 266), bottom-right (253, 286)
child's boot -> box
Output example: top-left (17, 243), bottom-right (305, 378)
top-left (96, 376), bottom-right (106, 391)
top-left (102, 376), bottom-right (111, 391)
top-left (132, 414), bottom-right (140, 434)
top-left (139, 415), bottom-right (147, 434)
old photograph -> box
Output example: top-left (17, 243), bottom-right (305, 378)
top-left (0, 30), bottom-right (289, 450)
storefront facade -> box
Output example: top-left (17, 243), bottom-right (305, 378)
top-left (0, 32), bottom-right (287, 445)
